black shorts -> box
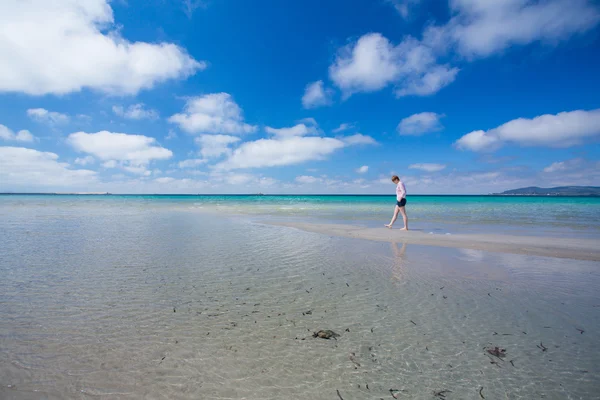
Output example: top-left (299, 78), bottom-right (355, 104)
top-left (396, 198), bottom-right (407, 207)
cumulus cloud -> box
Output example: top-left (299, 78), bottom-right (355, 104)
top-left (302, 80), bottom-right (334, 109)
top-left (113, 104), bottom-right (159, 120)
top-left (0, 147), bottom-right (97, 189)
top-left (216, 131), bottom-right (376, 170)
top-left (216, 136), bottom-right (346, 170)
top-left (409, 163), bottom-right (446, 172)
top-left (395, 66), bottom-right (459, 97)
top-left (169, 93), bottom-right (257, 135)
top-left (265, 123), bottom-right (319, 138)
top-left (397, 112), bottom-right (444, 135)
top-left (341, 133), bottom-right (378, 145)
top-left (195, 134), bottom-right (241, 158)
top-left (356, 165), bottom-right (369, 174)
top-left (329, 33), bottom-right (458, 98)
top-left (0, 0), bottom-right (205, 95)
top-left (456, 109), bottom-right (600, 151)
top-left (325, 2), bottom-right (598, 99)
top-left (27, 108), bottom-right (70, 125)
top-left (67, 131), bottom-right (172, 176)
top-left (0, 124), bottom-right (35, 142)
top-left (441, 0), bottom-right (600, 58)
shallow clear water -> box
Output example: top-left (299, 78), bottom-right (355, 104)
top-left (1, 200), bottom-right (599, 399)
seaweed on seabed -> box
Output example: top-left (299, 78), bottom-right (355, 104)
top-left (485, 346), bottom-right (506, 359)
top-left (313, 329), bottom-right (339, 339)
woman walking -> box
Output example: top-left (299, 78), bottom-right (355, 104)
top-left (385, 175), bottom-right (408, 230)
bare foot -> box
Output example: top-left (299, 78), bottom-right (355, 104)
top-left (384, 224), bottom-right (392, 229)
top-left (400, 227), bottom-right (408, 231)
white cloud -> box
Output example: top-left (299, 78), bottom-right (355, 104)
top-left (27, 108), bottom-right (70, 125)
top-left (74, 155), bottom-right (95, 166)
top-left (297, 117), bottom-right (318, 126)
top-left (538, 158), bottom-right (600, 186)
top-left (455, 130), bottom-right (501, 152)
top-left (295, 175), bottom-right (323, 184)
top-left (113, 104), bottom-right (159, 120)
top-left (123, 165), bottom-right (152, 176)
top-left (67, 131), bottom-right (173, 170)
top-left (182, 0), bottom-right (206, 18)
top-left (0, 124), bottom-right (35, 142)
top-left (397, 112), bottom-right (444, 135)
top-left (386, 0), bottom-right (421, 18)
top-left (265, 123), bottom-right (319, 138)
top-left (155, 177), bottom-right (175, 184)
top-left (356, 165), bottom-right (369, 174)
top-left (395, 66), bottom-right (459, 97)
top-left (443, 0), bottom-right (600, 58)
top-left (165, 129), bottom-right (178, 140)
top-left (169, 93), bottom-right (257, 135)
top-left (543, 158), bottom-right (585, 173)
top-left (409, 163), bottom-right (446, 172)
top-left (456, 109), bottom-right (600, 151)
top-left (302, 80), bottom-right (334, 109)
top-left (217, 136), bottom-right (346, 170)
top-left (543, 161), bottom-right (567, 173)
top-left (329, 33), bottom-right (457, 98)
top-left (341, 133), bottom-right (377, 145)
top-left (217, 131), bottom-right (376, 170)
top-left (208, 171), bottom-right (278, 186)
top-left (332, 123), bottom-right (355, 133)
top-left (0, 0), bottom-right (205, 96)
top-left (178, 158), bottom-right (207, 168)
top-left (0, 147), bottom-right (96, 189)
top-left (323, 1), bottom-right (598, 100)
top-left (195, 134), bottom-right (241, 158)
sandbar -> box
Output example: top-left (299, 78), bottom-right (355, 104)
top-left (265, 221), bottom-right (600, 261)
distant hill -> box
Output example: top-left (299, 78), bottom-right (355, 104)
top-left (496, 186), bottom-right (600, 196)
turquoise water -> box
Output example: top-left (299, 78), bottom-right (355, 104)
top-left (2, 194), bottom-right (600, 236)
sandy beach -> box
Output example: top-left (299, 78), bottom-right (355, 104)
top-left (265, 221), bottom-right (600, 261)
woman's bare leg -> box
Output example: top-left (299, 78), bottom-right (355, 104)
top-left (399, 206), bottom-right (408, 230)
top-left (385, 206), bottom-right (400, 228)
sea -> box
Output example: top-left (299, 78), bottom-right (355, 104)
top-left (1, 194), bottom-right (599, 399)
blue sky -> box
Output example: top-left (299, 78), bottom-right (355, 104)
top-left (1, 0), bottom-right (599, 194)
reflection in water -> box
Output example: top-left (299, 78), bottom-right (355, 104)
top-left (390, 242), bottom-right (407, 282)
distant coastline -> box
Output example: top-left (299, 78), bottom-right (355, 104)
top-left (493, 186), bottom-right (600, 196)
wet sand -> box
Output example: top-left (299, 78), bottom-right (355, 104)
top-left (264, 221), bottom-right (600, 261)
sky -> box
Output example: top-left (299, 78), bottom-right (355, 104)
top-left (1, 0), bottom-right (599, 194)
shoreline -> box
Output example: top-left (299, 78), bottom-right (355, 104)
top-left (263, 221), bottom-right (600, 261)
